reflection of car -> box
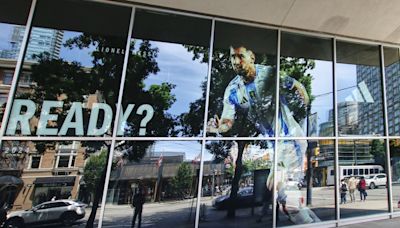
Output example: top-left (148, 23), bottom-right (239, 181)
top-left (5, 200), bottom-right (87, 227)
top-left (212, 187), bottom-right (260, 210)
top-left (365, 174), bottom-right (387, 189)
top-left (287, 178), bottom-right (302, 190)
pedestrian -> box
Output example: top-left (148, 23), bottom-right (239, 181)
top-left (348, 177), bottom-right (357, 203)
top-left (276, 182), bottom-right (290, 221)
top-left (51, 196), bottom-right (56, 201)
top-left (256, 184), bottom-right (273, 223)
top-left (131, 187), bottom-right (145, 228)
top-left (358, 176), bottom-right (367, 201)
top-left (340, 180), bottom-right (348, 204)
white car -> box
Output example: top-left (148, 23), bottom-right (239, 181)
top-left (5, 200), bottom-right (86, 227)
top-left (365, 174), bottom-right (387, 189)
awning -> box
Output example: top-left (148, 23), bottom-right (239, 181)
top-left (34, 176), bottom-right (76, 187)
top-left (0, 175), bottom-right (23, 186)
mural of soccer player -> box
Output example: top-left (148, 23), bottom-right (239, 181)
top-left (207, 45), bottom-right (310, 220)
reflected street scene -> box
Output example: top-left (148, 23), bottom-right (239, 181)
top-left (102, 141), bottom-right (202, 228)
top-left (199, 141), bottom-right (273, 228)
top-left (0, 140), bottom-right (110, 228)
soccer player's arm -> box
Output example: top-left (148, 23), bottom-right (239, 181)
top-left (281, 75), bottom-right (310, 105)
top-left (207, 87), bottom-right (235, 134)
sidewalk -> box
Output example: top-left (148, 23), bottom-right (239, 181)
top-left (340, 216), bottom-right (400, 228)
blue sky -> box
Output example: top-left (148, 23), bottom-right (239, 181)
top-left (143, 41), bottom-right (207, 116)
top-left (0, 23), bottom-right (14, 50)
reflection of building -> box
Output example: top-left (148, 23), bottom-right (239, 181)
top-left (4, 26), bottom-right (63, 60)
top-left (385, 62), bottom-right (400, 135)
top-left (356, 65), bottom-right (384, 135)
top-left (107, 153), bottom-right (224, 205)
top-left (338, 101), bottom-right (358, 134)
top-left (0, 58), bottom-right (35, 127)
top-left (9, 141), bottom-right (86, 210)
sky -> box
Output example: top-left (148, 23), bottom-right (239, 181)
top-left (0, 23), bottom-right (14, 50)
top-left (143, 41), bottom-right (208, 116)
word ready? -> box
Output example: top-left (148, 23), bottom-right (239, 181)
top-left (6, 99), bottom-right (154, 136)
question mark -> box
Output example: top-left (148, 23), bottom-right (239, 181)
top-left (136, 104), bottom-right (154, 136)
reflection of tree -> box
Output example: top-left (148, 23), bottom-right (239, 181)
top-left (370, 139), bottom-right (385, 168)
top-left (16, 33), bottom-right (176, 227)
top-left (170, 163), bottom-right (193, 198)
top-left (183, 47), bottom-right (313, 217)
top-left (82, 148), bottom-right (108, 203)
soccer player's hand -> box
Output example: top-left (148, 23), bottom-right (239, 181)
top-left (206, 115), bottom-right (220, 133)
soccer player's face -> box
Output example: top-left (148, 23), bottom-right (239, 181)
top-left (230, 46), bottom-right (255, 77)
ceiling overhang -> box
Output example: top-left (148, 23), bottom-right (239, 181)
top-left (124, 0), bottom-right (400, 45)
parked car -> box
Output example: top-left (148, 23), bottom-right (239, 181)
top-left (5, 200), bottom-right (87, 227)
top-left (212, 187), bottom-right (261, 210)
top-left (365, 174), bottom-right (387, 189)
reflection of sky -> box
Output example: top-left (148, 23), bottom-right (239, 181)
top-left (0, 23), bottom-right (13, 50)
top-left (59, 31), bottom-right (95, 67)
top-left (305, 60), bottom-right (334, 128)
top-left (143, 41), bottom-right (207, 116)
top-left (337, 63), bottom-right (357, 101)
top-left (151, 141), bottom-right (210, 161)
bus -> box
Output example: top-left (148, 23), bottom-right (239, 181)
top-left (326, 165), bottom-right (384, 186)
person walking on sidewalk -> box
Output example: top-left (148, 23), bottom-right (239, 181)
top-left (358, 176), bottom-right (367, 201)
top-left (348, 177), bottom-right (357, 203)
top-left (131, 187), bottom-right (145, 228)
top-left (340, 180), bottom-right (348, 204)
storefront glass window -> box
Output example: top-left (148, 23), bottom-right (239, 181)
top-left (5, 0), bottom-right (132, 137)
top-left (118, 9), bottom-right (211, 137)
top-left (338, 139), bottom-right (388, 219)
top-left (199, 140), bottom-right (274, 227)
top-left (389, 139), bottom-right (400, 212)
top-left (102, 140), bottom-right (202, 227)
top-left (280, 33), bottom-right (333, 137)
top-left (1, 140), bottom-right (110, 227)
top-left (384, 47), bottom-right (400, 136)
top-left (0, 0), bottom-right (32, 128)
top-left (336, 41), bottom-right (384, 136)
top-left (206, 22), bottom-right (277, 137)
top-left (275, 139), bottom-right (335, 226)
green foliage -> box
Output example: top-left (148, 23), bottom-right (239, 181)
top-left (370, 139), bottom-right (385, 167)
top-left (170, 163), bottom-right (193, 198)
top-left (82, 149), bottom-right (108, 195)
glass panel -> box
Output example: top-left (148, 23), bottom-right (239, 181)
top-left (102, 141), bottom-right (202, 227)
top-left (0, 0), bottom-right (32, 127)
top-left (118, 9), bottom-right (211, 137)
top-left (0, 140), bottom-right (110, 227)
top-left (384, 47), bottom-right (400, 136)
top-left (206, 21), bottom-right (277, 137)
top-left (5, 0), bottom-right (131, 137)
top-left (336, 41), bottom-right (384, 136)
top-left (276, 140), bottom-right (335, 226)
top-left (280, 33), bottom-right (333, 137)
top-left (199, 140), bottom-right (274, 227)
top-left (389, 139), bottom-right (400, 212)
top-left (338, 139), bottom-right (388, 219)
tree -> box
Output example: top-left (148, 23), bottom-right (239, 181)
top-left (370, 139), bottom-right (385, 168)
top-left (170, 163), bottom-right (193, 198)
top-left (182, 46), bottom-right (314, 217)
top-left (82, 148), bottom-right (108, 203)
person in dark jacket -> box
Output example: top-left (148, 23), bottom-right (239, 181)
top-left (131, 187), bottom-right (145, 228)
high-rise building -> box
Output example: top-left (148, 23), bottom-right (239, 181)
top-left (356, 65), bottom-right (385, 135)
top-left (6, 26), bottom-right (63, 60)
